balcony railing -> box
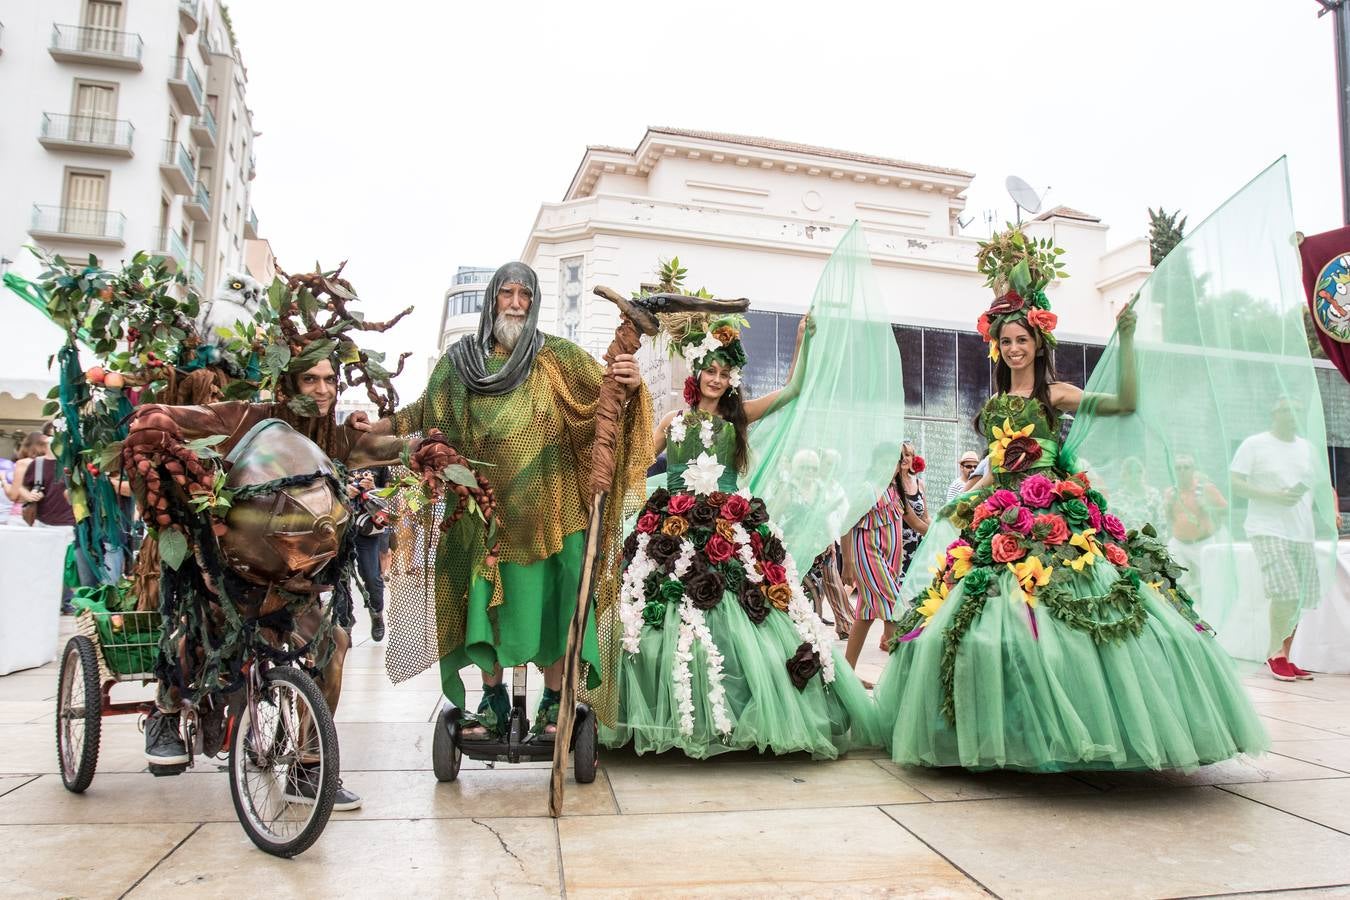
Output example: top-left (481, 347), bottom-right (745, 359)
top-left (49, 23), bottom-right (143, 69)
top-left (189, 261), bottom-right (205, 290)
top-left (160, 140), bottom-right (196, 194)
top-left (152, 227), bottom-right (190, 267)
top-left (244, 208), bottom-right (259, 238)
top-left (39, 114), bottom-right (135, 155)
top-left (190, 107), bottom-right (216, 147)
top-left (30, 204), bottom-right (126, 244)
top-left (185, 181), bottom-right (211, 222)
top-left (168, 55), bottom-right (204, 113)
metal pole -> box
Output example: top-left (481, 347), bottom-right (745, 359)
top-left (1325, 0), bottom-right (1350, 224)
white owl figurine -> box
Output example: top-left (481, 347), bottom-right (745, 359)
top-left (199, 272), bottom-right (264, 343)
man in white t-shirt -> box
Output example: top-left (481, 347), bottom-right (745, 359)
top-left (1230, 396), bottom-right (1322, 682)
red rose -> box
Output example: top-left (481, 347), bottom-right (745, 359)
top-left (1001, 436), bottom-right (1043, 473)
top-left (636, 511), bottom-right (660, 534)
top-left (1073, 471), bottom-right (1092, 490)
top-left (1104, 543), bottom-right (1129, 567)
top-left (990, 533), bottom-right (1027, 563)
top-left (971, 502), bottom-right (997, 527)
top-left (1034, 513), bottom-right (1069, 546)
top-left (705, 533), bottom-right (736, 563)
top-left (976, 313), bottom-right (992, 340)
top-left (750, 531), bottom-right (764, 555)
top-left (912, 455), bottom-right (926, 474)
top-left (682, 376), bottom-right (699, 407)
top-left (1055, 479), bottom-right (1086, 500)
top-left (759, 560), bottom-right (788, 585)
top-left (1026, 308), bottom-right (1058, 334)
top-left (707, 491), bottom-right (729, 508)
top-left (668, 493), bottom-right (696, 515)
top-left (721, 494), bottom-right (750, 522)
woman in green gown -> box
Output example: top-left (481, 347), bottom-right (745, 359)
top-left (600, 315), bottom-right (880, 758)
top-left (875, 226), bottom-right (1268, 772)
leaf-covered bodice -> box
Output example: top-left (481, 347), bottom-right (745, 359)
top-left (981, 393), bottom-right (1062, 483)
top-left (665, 410), bottom-right (741, 494)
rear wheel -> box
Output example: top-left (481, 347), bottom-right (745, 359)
top-left (573, 707), bottom-right (598, 785)
top-left (55, 636), bottom-right (102, 793)
top-left (228, 666), bottom-right (337, 858)
top-left (433, 707), bottom-right (462, 782)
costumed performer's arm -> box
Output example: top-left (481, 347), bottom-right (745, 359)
top-left (743, 315), bottom-right (810, 423)
top-left (132, 401), bottom-right (251, 443)
top-left (652, 409), bottom-right (680, 457)
top-left (1050, 304), bottom-right (1138, 416)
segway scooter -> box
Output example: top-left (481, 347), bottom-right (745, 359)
top-left (431, 666), bottom-right (598, 784)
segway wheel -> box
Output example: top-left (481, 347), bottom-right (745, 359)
top-left (55, 635), bottom-right (102, 793)
top-left (573, 708), bottom-right (598, 785)
top-left (433, 710), bottom-right (462, 783)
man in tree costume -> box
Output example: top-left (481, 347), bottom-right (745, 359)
top-left (360, 261), bottom-right (653, 738)
top-left (124, 267), bottom-right (453, 810)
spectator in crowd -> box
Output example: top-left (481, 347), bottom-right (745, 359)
top-left (944, 450), bottom-right (981, 504)
top-left (1163, 454), bottom-right (1228, 596)
top-left (843, 449), bottom-right (907, 683)
top-left (1113, 456), bottom-right (1165, 537)
top-left (1230, 396), bottom-right (1323, 682)
top-left (13, 425), bottom-right (85, 611)
top-left (4, 432), bottom-right (47, 523)
top-left (348, 467), bottom-right (390, 642)
top-left (897, 441), bottom-right (930, 587)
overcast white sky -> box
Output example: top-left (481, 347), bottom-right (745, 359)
top-left (9, 0), bottom-right (1347, 392)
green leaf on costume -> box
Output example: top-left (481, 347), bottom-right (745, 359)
top-left (287, 394), bottom-right (321, 417)
top-left (264, 342), bottom-right (291, 373)
top-left (440, 464), bottom-right (478, 488)
top-left (222, 380), bottom-right (258, 401)
top-left (41, 400), bottom-right (59, 417)
top-left (159, 529), bottom-right (189, 570)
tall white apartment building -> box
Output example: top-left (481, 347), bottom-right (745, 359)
top-left (0, 0), bottom-right (261, 296)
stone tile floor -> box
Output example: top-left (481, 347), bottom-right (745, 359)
top-left (2, 618), bottom-right (1349, 898)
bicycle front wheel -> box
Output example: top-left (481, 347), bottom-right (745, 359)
top-left (228, 665), bottom-right (338, 857)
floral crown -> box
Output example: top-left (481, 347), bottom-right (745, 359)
top-left (669, 313), bottom-right (749, 403)
top-left (974, 227), bottom-right (1068, 362)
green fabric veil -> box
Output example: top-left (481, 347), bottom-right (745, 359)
top-left (1063, 157), bottom-right (1338, 659)
top-left (746, 221), bottom-right (906, 567)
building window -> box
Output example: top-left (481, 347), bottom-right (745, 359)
top-left (559, 256), bottom-right (584, 341)
top-left (61, 168), bottom-right (109, 235)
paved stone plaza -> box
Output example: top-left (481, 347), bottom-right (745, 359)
top-left (1, 618), bottom-right (1349, 898)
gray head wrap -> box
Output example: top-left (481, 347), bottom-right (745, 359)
top-left (449, 261), bottom-right (546, 396)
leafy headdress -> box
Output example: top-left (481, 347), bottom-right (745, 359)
top-left (642, 257), bottom-right (750, 403)
top-left (974, 226), bottom-right (1068, 362)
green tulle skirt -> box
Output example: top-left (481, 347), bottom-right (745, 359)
top-left (875, 564), bottom-right (1269, 772)
top-left (600, 592), bottom-right (881, 759)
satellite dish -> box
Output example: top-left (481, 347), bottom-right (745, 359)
top-left (1005, 175), bottom-right (1043, 221)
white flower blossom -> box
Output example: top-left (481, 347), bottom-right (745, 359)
top-left (672, 596), bottom-right (732, 737)
top-left (728, 368), bottom-right (742, 389)
top-left (668, 413), bottom-right (688, 445)
top-left (698, 417), bottom-right (715, 450)
top-left (681, 451), bottom-right (726, 496)
top-left (673, 539), bottom-right (696, 577)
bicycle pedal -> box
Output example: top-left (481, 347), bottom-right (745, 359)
top-left (147, 762), bottom-right (189, 777)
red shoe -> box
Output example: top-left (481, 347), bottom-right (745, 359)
top-left (1288, 661), bottom-right (1315, 681)
top-left (1266, 657), bottom-right (1297, 682)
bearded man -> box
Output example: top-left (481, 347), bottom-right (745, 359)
top-left (357, 262), bottom-right (652, 739)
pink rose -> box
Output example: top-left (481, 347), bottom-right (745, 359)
top-left (668, 493), bottom-right (696, 516)
top-left (1104, 543), bottom-right (1129, 567)
top-left (759, 560), bottom-right (788, 585)
top-left (1087, 503), bottom-right (1103, 533)
top-left (636, 512), bottom-right (660, 534)
top-left (990, 533), bottom-right (1027, 563)
top-left (1034, 513), bottom-right (1069, 546)
top-left (1018, 474), bottom-right (1056, 510)
top-left (1002, 505), bottom-right (1035, 536)
top-left (986, 489), bottom-right (1019, 512)
top-left (721, 494), bottom-right (750, 523)
top-left (1102, 514), bottom-right (1127, 543)
top-left (705, 533), bottom-right (736, 563)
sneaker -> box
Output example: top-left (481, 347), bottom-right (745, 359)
top-left (1266, 657), bottom-right (1297, 682)
top-left (284, 763), bottom-right (362, 811)
top-left (1288, 661), bottom-right (1315, 681)
top-left (370, 612), bottom-right (385, 643)
top-left (143, 710), bottom-right (189, 765)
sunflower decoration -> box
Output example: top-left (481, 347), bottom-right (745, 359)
top-left (974, 226), bottom-right (1068, 362)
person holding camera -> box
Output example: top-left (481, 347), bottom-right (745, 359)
top-left (1163, 454), bottom-right (1228, 598)
top-left (348, 466), bottom-right (391, 642)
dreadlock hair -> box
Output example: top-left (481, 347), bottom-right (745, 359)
top-left (974, 316), bottom-right (1061, 437)
top-left (272, 357), bottom-right (343, 459)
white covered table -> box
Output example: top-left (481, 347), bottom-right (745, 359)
top-left (0, 525), bottom-right (70, 675)
top-left (1197, 540), bottom-right (1348, 670)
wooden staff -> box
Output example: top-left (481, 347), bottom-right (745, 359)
top-left (548, 286), bottom-right (657, 818)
